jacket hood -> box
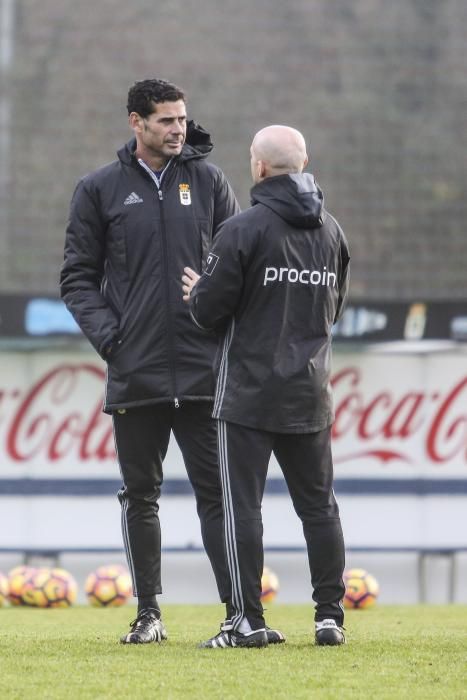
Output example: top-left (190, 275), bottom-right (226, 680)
top-left (250, 173), bottom-right (324, 229)
top-left (117, 119), bottom-right (213, 166)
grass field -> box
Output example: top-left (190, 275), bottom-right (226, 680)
top-left (1, 604), bottom-right (466, 699)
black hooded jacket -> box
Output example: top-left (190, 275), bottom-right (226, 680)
top-left (189, 173), bottom-right (350, 433)
top-left (60, 122), bottom-right (240, 412)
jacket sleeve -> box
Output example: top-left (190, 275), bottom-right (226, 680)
top-left (60, 179), bottom-right (120, 358)
top-left (212, 169), bottom-right (241, 235)
top-left (334, 230), bottom-right (350, 323)
top-left (189, 220), bottom-right (245, 330)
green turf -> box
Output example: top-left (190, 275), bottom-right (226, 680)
top-left (0, 604), bottom-right (466, 699)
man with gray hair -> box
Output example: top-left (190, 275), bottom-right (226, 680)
top-left (182, 124), bottom-right (350, 648)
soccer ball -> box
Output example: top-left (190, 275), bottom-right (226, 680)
top-left (22, 567), bottom-right (78, 608)
top-left (343, 568), bottom-right (379, 609)
top-left (261, 566), bottom-right (280, 603)
top-left (0, 571), bottom-right (9, 606)
top-left (7, 565), bottom-right (37, 606)
top-left (85, 565), bottom-right (132, 607)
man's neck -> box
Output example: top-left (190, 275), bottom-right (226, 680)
top-left (135, 148), bottom-right (170, 173)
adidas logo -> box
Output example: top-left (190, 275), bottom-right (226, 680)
top-left (124, 192), bottom-right (143, 206)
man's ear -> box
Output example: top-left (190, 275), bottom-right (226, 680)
top-left (129, 112), bottom-right (144, 133)
top-left (259, 160), bottom-right (267, 179)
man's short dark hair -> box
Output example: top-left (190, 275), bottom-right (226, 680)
top-left (127, 79), bottom-right (186, 117)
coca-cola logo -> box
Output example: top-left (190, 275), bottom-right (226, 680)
top-left (331, 367), bottom-right (467, 465)
top-left (1, 364), bottom-right (114, 463)
top-left (0, 362), bottom-right (466, 468)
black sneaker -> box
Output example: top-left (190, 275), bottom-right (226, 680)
top-left (227, 619), bottom-right (285, 645)
top-left (315, 619), bottom-right (345, 646)
top-left (198, 622), bottom-right (233, 648)
top-left (120, 608), bottom-right (168, 644)
top-left (231, 628), bottom-right (268, 648)
top-left (199, 620), bottom-right (268, 648)
top-left (266, 626), bottom-right (286, 644)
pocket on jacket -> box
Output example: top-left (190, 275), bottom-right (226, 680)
top-left (105, 221), bottom-right (129, 282)
top-left (198, 219), bottom-right (212, 270)
top-left (106, 336), bottom-right (132, 376)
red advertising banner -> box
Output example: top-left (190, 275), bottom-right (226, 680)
top-left (0, 348), bottom-right (465, 479)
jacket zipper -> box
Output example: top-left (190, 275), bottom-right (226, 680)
top-left (138, 159), bottom-right (179, 408)
top-left (158, 188), bottom-right (180, 408)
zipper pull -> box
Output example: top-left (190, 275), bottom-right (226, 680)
top-left (158, 189), bottom-right (163, 201)
top-left (174, 397), bottom-right (180, 408)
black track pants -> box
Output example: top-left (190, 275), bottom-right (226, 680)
top-left (112, 402), bottom-right (230, 603)
top-left (218, 421), bottom-right (345, 630)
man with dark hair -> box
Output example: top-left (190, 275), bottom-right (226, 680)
top-left (182, 125), bottom-right (350, 648)
top-left (126, 79), bottom-right (186, 117)
top-left (61, 79), bottom-right (243, 644)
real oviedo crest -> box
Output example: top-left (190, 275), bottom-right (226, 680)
top-left (179, 183), bottom-right (191, 206)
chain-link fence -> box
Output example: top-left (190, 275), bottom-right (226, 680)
top-left (0, 0), bottom-right (466, 299)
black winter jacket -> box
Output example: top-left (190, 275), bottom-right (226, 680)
top-left (190, 173), bottom-right (350, 433)
top-left (60, 122), bottom-right (240, 412)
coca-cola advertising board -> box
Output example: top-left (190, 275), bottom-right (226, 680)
top-left (0, 346), bottom-right (466, 551)
top-left (0, 347), bottom-right (465, 480)
top-left (331, 348), bottom-right (467, 478)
